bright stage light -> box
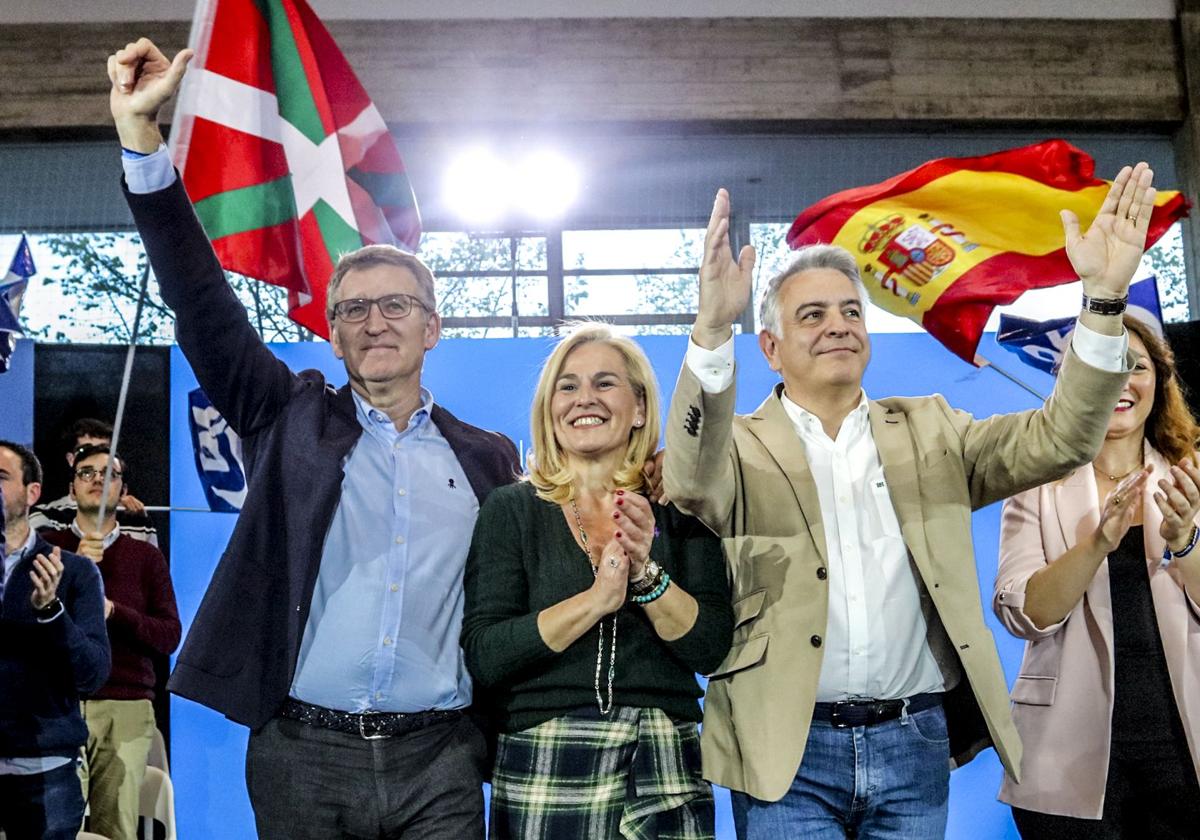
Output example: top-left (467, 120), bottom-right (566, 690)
top-left (442, 147), bottom-right (512, 227)
top-left (515, 150), bottom-right (580, 220)
top-left (442, 146), bottom-right (580, 226)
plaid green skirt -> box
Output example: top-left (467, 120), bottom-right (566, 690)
top-left (490, 706), bottom-right (715, 840)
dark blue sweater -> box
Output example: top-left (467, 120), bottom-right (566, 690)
top-left (0, 532), bottom-right (110, 759)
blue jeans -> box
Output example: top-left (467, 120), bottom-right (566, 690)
top-left (731, 704), bottom-right (950, 840)
top-left (0, 760), bottom-right (85, 840)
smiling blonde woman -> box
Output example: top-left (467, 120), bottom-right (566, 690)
top-left (461, 323), bottom-right (733, 840)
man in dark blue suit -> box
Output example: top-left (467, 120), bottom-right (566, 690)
top-left (107, 38), bottom-right (520, 840)
top-left (0, 441), bottom-right (110, 840)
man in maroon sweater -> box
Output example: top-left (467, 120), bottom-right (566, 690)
top-left (40, 444), bottom-right (181, 840)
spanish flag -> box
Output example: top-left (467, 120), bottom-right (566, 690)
top-left (786, 140), bottom-right (1188, 363)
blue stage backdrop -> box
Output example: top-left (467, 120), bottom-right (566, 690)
top-left (170, 332), bottom-right (1052, 839)
top-left (0, 338), bottom-right (35, 445)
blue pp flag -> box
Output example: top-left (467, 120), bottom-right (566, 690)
top-left (997, 275), bottom-right (1164, 375)
top-left (187, 387), bottom-right (247, 512)
top-left (0, 234), bottom-right (36, 374)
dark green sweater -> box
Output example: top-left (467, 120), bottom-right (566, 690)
top-left (462, 481), bottom-right (733, 733)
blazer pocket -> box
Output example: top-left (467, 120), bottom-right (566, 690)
top-left (708, 633), bottom-right (768, 680)
top-left (732, 589), bottom-right (766, 629)
top-left (921, 446), bottom-right (951, 469)
top-left (1011, 674), bottom-right (1057, 706)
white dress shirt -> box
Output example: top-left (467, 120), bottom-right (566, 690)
top-left (686, 322), bottom-right (1127, 701)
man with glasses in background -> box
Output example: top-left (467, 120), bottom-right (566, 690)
top-left (30, 418), bottom-right (158, 546)
top-left (106, 37), bottom-right (520, 839)
top-left (40, 444), bottom-right (180, 840)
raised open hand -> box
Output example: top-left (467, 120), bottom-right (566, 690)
top-left (1062, 162), bottom-right (1156, 298)
top-left (108, 38), bottom-right (194, 152)
top-left (694, 189), bottom-right (756, 349)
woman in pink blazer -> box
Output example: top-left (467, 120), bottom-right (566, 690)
top-left (994, 315), bottom-right (1200, 838)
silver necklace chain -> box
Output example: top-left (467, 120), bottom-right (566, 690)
top-left (570, 496), bottom-right (616, 715)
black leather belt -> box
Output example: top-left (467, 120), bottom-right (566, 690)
top-left (279, 698), bottom-right (462, 740)
top-left (812, 692), bottom-right (942, 729)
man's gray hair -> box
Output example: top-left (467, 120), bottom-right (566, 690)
top-left (758, 244), bottom-right (867, 334)
top-left (326, 245), bottom-right (437, 321)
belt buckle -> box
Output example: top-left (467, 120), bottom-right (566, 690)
top-left (829, 702), bottom-right (853, 729)
top-left (357, 714), bottom-right (389, 740)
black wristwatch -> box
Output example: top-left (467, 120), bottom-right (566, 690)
top-left (1082, 293), bottom-right (1128, 316)
top-left (34, 598), bottom-right (63, 621)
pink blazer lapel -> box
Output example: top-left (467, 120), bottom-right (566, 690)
top-left (1142, 443), bottom-right (1170, 572)
top-left (1055, 464), bottom-right (1114, 652)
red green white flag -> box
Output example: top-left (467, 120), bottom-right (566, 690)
top-left (170, 0), bottom-right (421, 338)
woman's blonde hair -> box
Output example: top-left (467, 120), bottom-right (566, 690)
top-left (527, 322), bottom-right (661, 503)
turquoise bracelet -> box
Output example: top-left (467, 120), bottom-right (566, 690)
top-left (631, 571), bottom-right (671, 604)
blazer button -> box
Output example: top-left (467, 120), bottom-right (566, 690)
top-left (810, 634), bottom-right (823, 648)
top-left (816, 566), bottom-right (827, 580)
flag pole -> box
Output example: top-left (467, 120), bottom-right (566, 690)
top-left (97, 260), bottom-right (152, 526)
top-left (976, 353), bottom-right (1048, 402)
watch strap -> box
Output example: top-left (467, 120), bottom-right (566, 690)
top-left (1082, 293), bottom-right (1128, 316)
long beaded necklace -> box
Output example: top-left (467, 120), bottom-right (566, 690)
top-left (570, 496), bottom-right (616, 715)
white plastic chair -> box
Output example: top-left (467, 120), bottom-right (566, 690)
top-left (137, 766), bottom-right (176, 840)
top-left (146, 728), bottom-right (169, 776)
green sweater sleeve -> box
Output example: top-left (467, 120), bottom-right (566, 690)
top-left (655, 506), bottom-right (733, 675)
top-left (461, 486), bottom-right (556, 688)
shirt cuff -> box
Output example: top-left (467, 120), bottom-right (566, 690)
top-left (1070, 320), bottom-right (1128, 372)
top-left (122, 144), bottom-right (177, 194)
top-left (686, 335), bottom-right (736, 394)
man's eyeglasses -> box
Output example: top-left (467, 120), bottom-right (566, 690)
top-left (75, 466), bottom-right (122, 482)
top-left (331, 294), bottom-right (432, 324)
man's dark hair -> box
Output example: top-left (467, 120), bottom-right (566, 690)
top-left (61, 418), bottom-right (113, 453)
top-left (72, 443), bottom-right (128, 484)
top-left (0, 439), bottom-right (44, 486)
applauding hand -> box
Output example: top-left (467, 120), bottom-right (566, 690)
top-left (1154, 457), bottom-right (1200, 554)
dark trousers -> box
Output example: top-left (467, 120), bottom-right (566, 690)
top-left (0, 760), bottom-right (85, 840)
top-left (246, 713), bottom-right (487, 840)
top-left (1012, 738), bottom-right (1200, 839)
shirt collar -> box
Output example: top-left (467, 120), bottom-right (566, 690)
top-left (4, 527), bottom-right (36, 565)
top-left (352, 388), bottom-right (434, 438)
top-left (780, 389), bottom-right (870, 440)
top-left (70, 519), bottom-right (121, 550)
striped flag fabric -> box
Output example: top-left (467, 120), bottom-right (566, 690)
top-left (170, 0), bottom-right (421, 338)
top-left (997, 275), bottom-right (1165, 375)
top-left (0, 234), bottom-right (36, 373)
top-left (787, 140), bottom-right (1188, 363)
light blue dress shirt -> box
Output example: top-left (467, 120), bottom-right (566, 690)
top-left (289, 389), bottom-right (479, 713)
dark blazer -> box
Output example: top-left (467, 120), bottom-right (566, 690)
top-left (124, 177), bottom-right (520, 729)
top-left (0, 533), bottom-right (109, 758)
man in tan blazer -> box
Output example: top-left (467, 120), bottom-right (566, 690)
top-left (664, 164), bottom-right (1158, 838)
